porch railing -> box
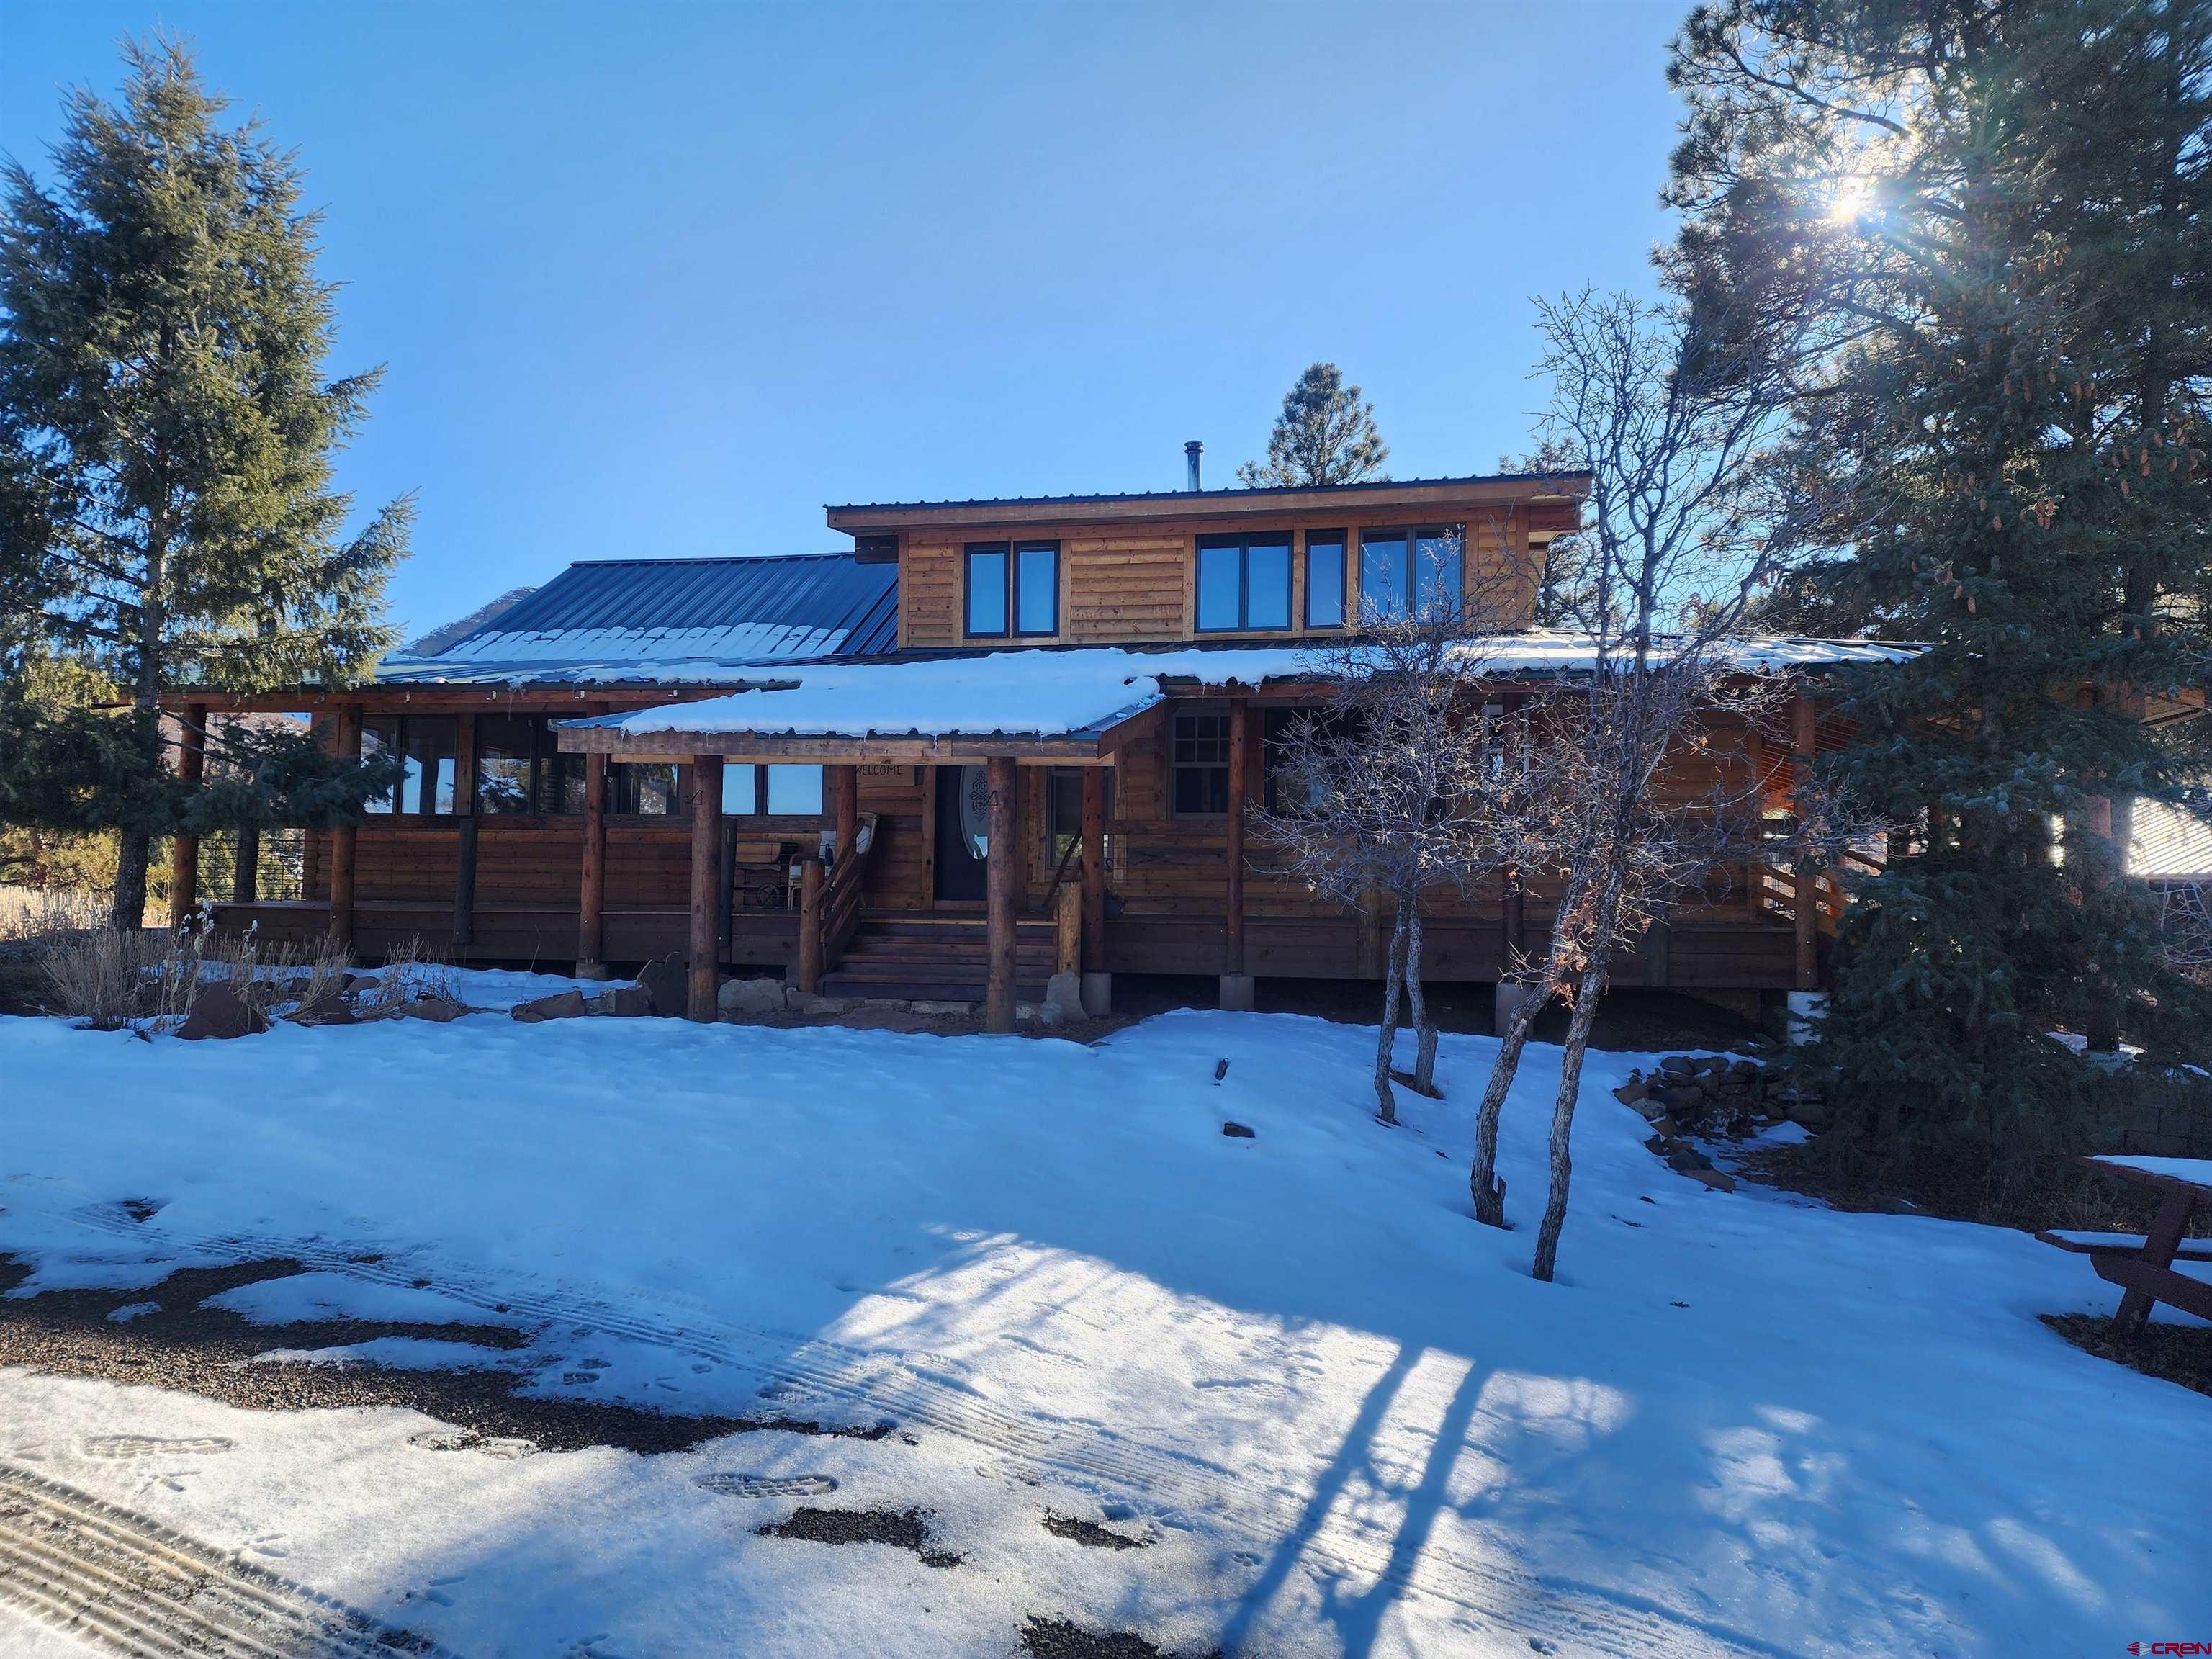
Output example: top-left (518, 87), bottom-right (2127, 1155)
top-left (798, 811), bottom-right (878, 992)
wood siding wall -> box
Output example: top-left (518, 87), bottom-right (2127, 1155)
top-left (896, 505), bottom-right (1550, 650)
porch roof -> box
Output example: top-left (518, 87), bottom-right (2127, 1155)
top-left (554, 634), bottom-right (1919, 762)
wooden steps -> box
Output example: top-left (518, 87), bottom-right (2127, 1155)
top-left (820, 912), bottom-right (1056, 1004)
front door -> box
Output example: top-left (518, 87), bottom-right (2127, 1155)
top-left (933, 765), bottom-right (991, 902)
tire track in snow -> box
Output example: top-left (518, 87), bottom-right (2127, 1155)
top-left (0, 1462), bottom-right (450, 1659)
top-left (38, 1201), bottom-right (1792, 1659)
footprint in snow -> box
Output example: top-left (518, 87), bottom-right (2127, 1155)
top-left (83, 1434), bottom-right (233, 1460)
top-left (694, 1473), bottom-right (839, 1498)
top-left (407, 1428), bottom-right (539, 1460)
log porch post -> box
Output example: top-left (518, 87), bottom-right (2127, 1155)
top-left (985, 755), bottom-right (1017, 1033)
top-left (577, 752), bottom-right (608, 979)
top-left (1791, 689), bottom-right (1819, 992)
top-left (688, 755), bottom-right (723, 1022)
top-left (834, 763), bottom-right (860, 866)
top-left (1079, 764), bottom-right (1109, 1013)
top-left (1220, 698), bottom-right (1254, 1011)
top-left (329, 703), bottom-right (361, 950)
top-left (168, 702), bottom-right (207, 930)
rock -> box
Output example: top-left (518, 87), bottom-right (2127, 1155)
top-left (1786, 1095), bottom-right (1833, 1132)
top-left (1030, 999), bottom-right (1068, 1027)
top-left (1658, 1055), bottom-right (1696, 1079)
top-left (909, 1000), bottom-right (976, 1018)
top-left (398, 994), bottom-right (467, 1023)
top-left (785, 991), bottom-right (858, 1016)
top-left (1043, 972), bottom-right (1085, 1017)
top-left (513, 989), bottom-right (588, 1024)
top-left (1646, 1115), bottom-right (1680, 1137)
top-left (1612, 1075), bottom-right (1649, 1106)
top-left (1685, 1167), bottom-right (1737, 1192)
top-left (1222, 1122), bottom-right (1256, 1138)
top-left (340, 972), bottom-right (378, 997)
top-left (1696, 1055), bottom-right (1730, 1076)
top-left (1632, 1098), bottom-right (1671, 1123)
top-left (1663, 1143), bottom-right (1714, 1173)
top-left (1730, 1058), bottom-right (1759, 1080)
top-left (178, 984), bottom-right (269, 1041)
top-left (637, 953), bottom-right (687, 1018)
top-left (717, 977), bottom-right (787, 1020)
top-left (286, 987), bottom-right (357, 1027)
top-left (588, 984), bottom-right (652, 1017)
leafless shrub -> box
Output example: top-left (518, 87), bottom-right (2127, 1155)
top-left (35, 916), bottom-right (354, 1030)
top-left (2159, 880), bottom-right (2212, 988)
top-left (1252, 542), bottom-right (1525, 1120)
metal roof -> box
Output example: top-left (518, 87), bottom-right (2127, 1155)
top-left (382, 553), bottom-right (898, 685)
top-left (2131, 799), bottom-right (2212, 879)
top-left (824, 469), bottom-right (1587, 515)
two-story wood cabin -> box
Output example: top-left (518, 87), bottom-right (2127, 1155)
top-left (180, 469), bottom-right (1908, 1031)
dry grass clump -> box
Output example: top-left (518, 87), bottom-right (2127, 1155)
top-left (35, 918), bottom-right (352, 1031)
top-left (0, 884), bottom-right (104, 944)
top-left (359, 934), bottom-right (460, 1013)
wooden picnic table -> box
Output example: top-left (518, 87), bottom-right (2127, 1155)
top-left (2036, 1156), bottom-right (2212, 1336)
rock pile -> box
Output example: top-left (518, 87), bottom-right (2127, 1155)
top-left (1611, 1052), bottom-right (1833, 1194)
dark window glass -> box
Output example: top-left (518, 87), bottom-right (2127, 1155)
top-left (1414, 529), bottom-right (1463, 623)
top-left (400, 716), bottom-right (457, 815)
top-left (611, 761), bottom-right (680, 816)
top-left (765, 764), bottom-right (824, 816)
top-left (1196, 535), bottom-right (1292, 632)
top-left (1262, 705), bottom-right (1354, 814)
top-left (1305, 533), bottom-right (1346, 628)
top-left (537, 750), bottom-right (587, 815)
top-left (1196, 541), bottom-right (1241, 631)
top-left (1247, 539), bottom-right (1290, 629)
top-left (1047, 767), bottom-right (1116, 865)
top-left (1015, 543), bottom-right (1058, 635)
top-left (1171, 711), bottom-right (1231, 817)
top-left (360, 716), bottom-right (399, 813)
top-left (1359, 530), bottom-right (1409, 624)
top-left (966, 544), bottom-right (1009, 637)
top-left (475, 715), bottom-right (535, 815)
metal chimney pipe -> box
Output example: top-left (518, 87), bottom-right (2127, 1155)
top-left (1185, 440), bottom-right (1203, 492)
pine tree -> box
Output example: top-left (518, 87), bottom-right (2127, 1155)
top-left (0, 36), bottom-right (409, 928)
top-left (1237, 362), bottom-right (1389, 487)
top-left (1667, 0), bottom-right (2212, 1172)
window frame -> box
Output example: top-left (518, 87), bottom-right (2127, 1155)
top-left (964, 540), bottom-right (1061, 639)
top-left (1357, 522), bottom-right (1465, 627)
top-left (1193, 532), bottom-right (1295, 634)
top-left (1169, 706), bottom-right (1233, 819)
top-left (721, 763), bottom-right (828, 820)
top-left (1304, 529), bottom-right (1347, 629)
top-left (360, 714), bottom-right (459, 818)
top-left (471, 714), bottom-right (585, 817)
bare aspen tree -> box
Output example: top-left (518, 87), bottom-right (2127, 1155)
top-left (1467, 290), bottom-right (1813, 1280)
top-left (1251, 533), bottom-right (1523, 1123)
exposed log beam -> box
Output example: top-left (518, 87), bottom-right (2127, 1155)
top-left (329, 706), bottom-right (361, 950)
top-left (1079, 765), bottom-right (1105, 974)
top-left (1225, 698), bottom-right (1247, 977)
top-left (577, 750), bottom-right (608, 978)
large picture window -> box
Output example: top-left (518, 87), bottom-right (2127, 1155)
top-left (1171, 710), bottom-right (1231, 817)
top-left (473, 715), bottom-right (585, 816)
top-left (361, 715), bottom-right (457, 816)
top-left (1305, 531), bottom-right (1346, 629)
top-left (720, 763), bottom-right (827, 818)
top-left (1357, 524), bottom-right (1463, 626)
top-left (966, 541), bottom-right (1059, 638)
top-left (1195, 534), bottom-right (1292, 632)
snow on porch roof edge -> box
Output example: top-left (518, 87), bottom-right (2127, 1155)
top-left (554, 637), bottom-right (1920, 748)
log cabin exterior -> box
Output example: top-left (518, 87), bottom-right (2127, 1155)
top-left (178, 469), bottom-right (1906, 1031)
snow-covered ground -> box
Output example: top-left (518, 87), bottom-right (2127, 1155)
top-left (0, 990), bottom-right (2203, 1658)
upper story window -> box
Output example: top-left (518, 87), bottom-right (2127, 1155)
top-left (721, 763), bottom-right (827, 818)
top-left (1358, 524), bottom-right (1464, 626)
top-left (361, 715), bottom-right (457, 816)
top-left (966, 541), bottom-right (1059, 638)
top-left (1305, 531), bottom-right (1346, 629)
top-left (1194, 534), bottom-right (1292, 632)
top-left (475, 714), bottom-right (586, 816)
top-left (1171, 709), bottom-right (1231, 817)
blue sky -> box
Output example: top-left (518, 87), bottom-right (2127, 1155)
top-left (1, 1), bottom-right (1689, 641)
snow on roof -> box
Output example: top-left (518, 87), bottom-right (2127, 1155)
top-left (2129, 799), bottom-right (2212, 879)
top-left (378, 554), bottom-right (897, 685)
top-left (568, 634), bottom-right (1920, 745)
